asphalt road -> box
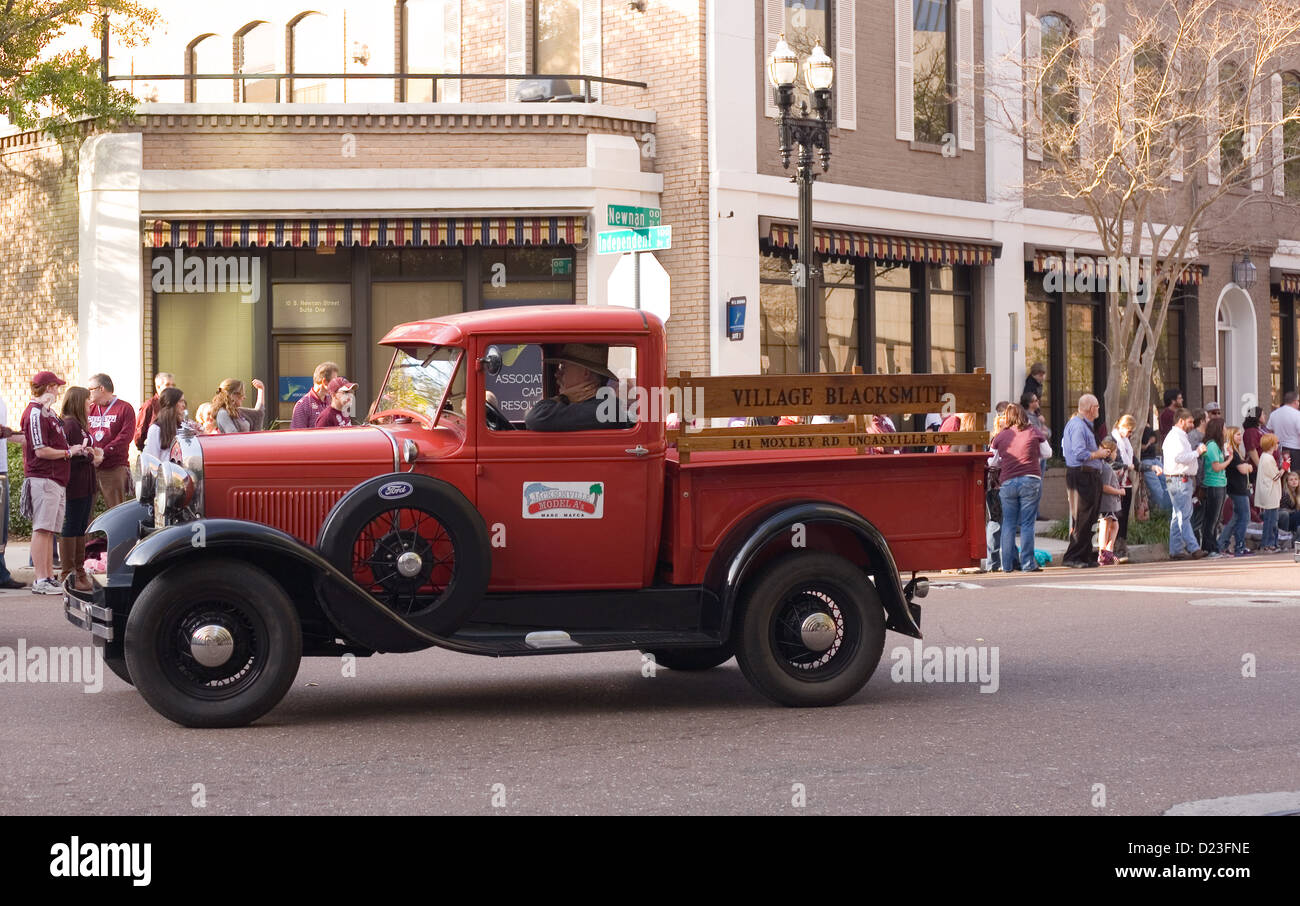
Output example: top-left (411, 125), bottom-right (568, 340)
top-left (2, 555), bottom-right (1298, 815)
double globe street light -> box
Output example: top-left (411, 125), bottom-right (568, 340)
top-left (768, 34), bottom-right (835, 373)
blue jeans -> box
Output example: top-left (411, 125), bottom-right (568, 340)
top-left (1218, 494), bottom-right (1250, 553)
top-left (0, 473), bottom-right (11, 583)
top-left (1167, 478), bottom-right (1200, 555)
top-left (1261, 508), bottom-right (1279, 549)
top-left (1141, 460), bottom-right (1171, 511)
top-left (1000, 475), bottom-right (1042, 571)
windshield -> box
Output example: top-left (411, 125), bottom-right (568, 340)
top-left (371, 345), bottom-right (464, 426)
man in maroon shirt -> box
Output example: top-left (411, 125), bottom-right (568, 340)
top-left (87, 373), bottom-right (137, 510)
top-left (1157, 387), bottom-right (1183, 443)
top-left (133, 372), bottom-right (175, 451)
top-left (293, 361), bottom-right (339, 429)
top-left (21, 372), bottom-right (84, 594)
top-left (315, 377), bottom-right (356, 428)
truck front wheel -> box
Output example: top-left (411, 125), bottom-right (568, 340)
top-left (125, 559), bottom-right (302, 728)
top-left (734, 552), bottom-right (886, 707)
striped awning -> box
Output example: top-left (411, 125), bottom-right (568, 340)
top-left (1031, 251), bottom-right (1204, 287)
top-left (766, 224), bottom-right (998, 266)
top-left (1280, 273), bottom-right (1300, 294)
top-left (143, 216), bottom-right (586, 249)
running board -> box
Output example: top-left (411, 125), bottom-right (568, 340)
top-left (448, 628), bottom-right (723, 656)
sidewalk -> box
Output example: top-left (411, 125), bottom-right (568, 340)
top-left (1, 541), bottom-right (35, 590)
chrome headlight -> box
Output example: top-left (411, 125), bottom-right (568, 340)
top-left (154, 461), bottom-right (196, 526)
top-left (138, 453), bottom-right (161, 504)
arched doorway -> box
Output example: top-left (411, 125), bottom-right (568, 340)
top-left (1215, 284), bottom-right (1258, 419)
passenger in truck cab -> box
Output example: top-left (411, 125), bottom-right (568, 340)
top-left (524, 344), bottom-right (619, 431)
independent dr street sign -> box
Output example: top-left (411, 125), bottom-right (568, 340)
top-left (607, 204), bottom-right (662, 228)
top-left (596, 226), bottom-right (672, 255)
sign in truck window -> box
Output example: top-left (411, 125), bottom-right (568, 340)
top-left (484, 344), bottom-right (544, 423)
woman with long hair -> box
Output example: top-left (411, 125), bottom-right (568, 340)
top-left (143, 387), bottom-right (186, 462)
top-left (212, 378), bottom-right (266, 434)
top-left (1199, 417), bottom-right (1230, 556)
top-left (990, 402), bottom-right (1050, 572)
top-left (59, 386), bottom-right (101, 592)
top-left (1217, 425), bottom-right (1254, 556)
top-left (1110, 414), bottom-right (1137, 561)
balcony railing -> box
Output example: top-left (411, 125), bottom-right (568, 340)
top-left (105, 72), bottom-right (647, 105)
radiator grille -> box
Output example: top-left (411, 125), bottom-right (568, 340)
top-left (230, 489), bottom-right (346, 545)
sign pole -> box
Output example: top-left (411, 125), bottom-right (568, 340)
top-left (634, 252), bottom-right (641, 310)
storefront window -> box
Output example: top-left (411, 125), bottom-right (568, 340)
top-left (371, 283), bottom-right (462, 396)
top-left (929, 265), bottom-right (968, 373)
top-left (760, 252), bottom-right (798, 374)
top-left (820, 260), bottom-right (858, 373)
top-left (1064, 296), bottom-right (1094, 415)
top-left (156, 292), bottom-right (255, 414)
top-left (481, 247), bottom-right (575, 307)
top-left (1025, 299), bottom-right (1051, 428)
top-left (873, 263), bottom-right (914, 374)
top-left (1271, 296), bottom-right (1283, 408)
top-left (1154, 307), bottom-right (1182, 414)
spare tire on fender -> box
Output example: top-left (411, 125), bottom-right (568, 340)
top-left (317, 474), bottom-right (491, 639)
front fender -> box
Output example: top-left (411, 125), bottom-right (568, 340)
top-left (88, 500), bottom-right (153, 587)
top-left (710, 501), bottom-right (922, 641)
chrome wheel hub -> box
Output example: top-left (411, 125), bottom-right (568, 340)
top-left (189, 624), bottom-right (235, 668)
top-left (799, 612), bottom-right (838, 652)
top-left (396, 550), bottom-right (423, 578)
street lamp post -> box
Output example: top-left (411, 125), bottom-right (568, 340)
top-left (769, 36), bottom-right (834, 373)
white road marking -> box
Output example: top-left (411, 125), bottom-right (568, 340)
top-left (1022, 583), bottom-right (1300, 597)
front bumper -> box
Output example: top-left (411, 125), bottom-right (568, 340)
top-left (63, 576), bottom-right (114, 641)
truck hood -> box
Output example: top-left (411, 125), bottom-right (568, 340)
top-left (197, 425), bottom-right (404, 473)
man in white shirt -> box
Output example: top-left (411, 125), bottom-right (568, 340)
top-left (1268, 392), bottom-right (1300, 465)
top-left (1162, 408), bottom-right (1208, 560)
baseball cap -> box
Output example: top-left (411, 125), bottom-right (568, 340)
top-left (31, 371), bottom-right (65, 387)
top-left (326, 377), bottom-right (357, 395)
top-left (1205, 400), bottom-right (1222, 412)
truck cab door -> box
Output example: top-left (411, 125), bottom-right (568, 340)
top-left (473, 339), bottom-right (663, 591)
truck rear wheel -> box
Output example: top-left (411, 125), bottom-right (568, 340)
top-left (125, 559), bottom-right (302, 728)
top-left (734, 552), bottom-right (885, 707)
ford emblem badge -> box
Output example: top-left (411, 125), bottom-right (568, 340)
top-left (378, 481), bottom-right (413, 500)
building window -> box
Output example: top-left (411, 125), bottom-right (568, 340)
top-left (186, 34), bottom-right (225, 103)
top-left (1024, 264), bottom-right (1111, 440)
top-left (821, 260), bottom-right (860, 373)
top-left (873, 263), bottom-right (915, 374)
top-left (236, 21), bottom-right (277, 102)
top-left (1284, 73), bottom-right (1300, 198)
top-left (912, 0), bottom-right (952, 145)
top-left (289, 13), bottom-right (333, 103)
top-left (1025, 298), bottom-right (1052, 428)
top-left (1219, 61), bottom-right (1247, 186)
top-left (1040, 13), bottom-right (1077, 159)
top-left (536, 0), bottom-right (581, 75)
top-left (402, 0), bottom-right (460, 102)
top-left (784, 0), bottom-right (831, 109)
top-left (759, 252), bottom-right (799, 375)
top-left (481, 247), bottom-right (576, 308)
top-left (1153, 302), bottom-right (1184, 417)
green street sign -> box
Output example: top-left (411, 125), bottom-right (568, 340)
top-left (607, 204), bottom-right (662, 228)
top-left (596, 226), bottom-right (672, 255)
top-left (550, 257), bottom-right (572, 275)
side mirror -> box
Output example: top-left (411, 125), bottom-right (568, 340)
top-left (481, 346), bottom-right (503, 376)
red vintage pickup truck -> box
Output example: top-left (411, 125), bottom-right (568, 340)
top-left (65, 305), bottom-right (989, 727)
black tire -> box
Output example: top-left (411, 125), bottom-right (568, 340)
top-left (105, 656), bottom-right (133, 686)
top-left (643, 645), bottom-right (735, 671)
top-left (125, 559), bottom-right (302, 728)
top-left (317, 474), bottom-right (490, 639)
top-left (734, 552), bottom-right (886, 707)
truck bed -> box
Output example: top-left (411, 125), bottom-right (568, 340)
top-left (662, 449), bottom-right (987, 583)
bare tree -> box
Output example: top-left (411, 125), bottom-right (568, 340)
top-left (988, 0), bottom-right (1300, 438)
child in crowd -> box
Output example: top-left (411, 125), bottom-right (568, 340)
top-left (1097, 438), bottom-right (1126, 565)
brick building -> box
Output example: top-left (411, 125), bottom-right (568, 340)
top-left (2, 0), bottom-right (1300, 439)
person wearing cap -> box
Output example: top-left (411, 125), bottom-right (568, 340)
top-left (0, 393), bottom-right (24, 589)
top-left (21, 372), bottom-right (86, 594)
top-left (315, 377), bottom-right (357, 428)
top-left (293, 361), bottom-right (340, 429)
top-left (525, 344), bottom-right (619, 432)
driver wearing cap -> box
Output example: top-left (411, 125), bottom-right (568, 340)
top-left (524, 344), bottom-right (617, 432)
